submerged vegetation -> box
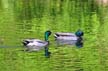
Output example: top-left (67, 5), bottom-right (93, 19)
top-left (0, 0), bottom-right (108, 71)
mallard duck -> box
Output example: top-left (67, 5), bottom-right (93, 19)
top-left (22, 39), bottom-right (49, 51)
top-left (54, 30), bottom-right (84, 47)
top-left (22, 31), bottom-right (51, 56)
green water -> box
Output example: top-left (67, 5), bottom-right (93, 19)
top-left (0, 0), bottom-right (108, 71)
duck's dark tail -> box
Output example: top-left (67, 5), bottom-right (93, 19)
top-left (22, 41), bottom-right (29, 46)
top-left (54, 33), bottom-right (60, 38)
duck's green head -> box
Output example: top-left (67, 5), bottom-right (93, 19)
top-left (45, 30), bottom-right (52, 41)
top-left (75, 30), bottom-right (84, 37)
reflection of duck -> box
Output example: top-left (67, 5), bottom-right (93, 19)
top-left (54, 30), bottom-right (84, 47)
top-left (22, 31), bottom-right (51, 57)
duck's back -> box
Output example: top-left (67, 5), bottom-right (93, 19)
top-left (54, 32), bottom-right (78, 40)
top-left (55, 32), bottom-right (75, 36)
top-left (54, 32), bottom-right (78, 46)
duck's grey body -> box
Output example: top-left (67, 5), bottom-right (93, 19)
top-left (23, 39), bottom-right (49, 51)
top-left (54, 32), bottom-right (79, 46)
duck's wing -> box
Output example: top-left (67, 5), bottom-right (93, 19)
top-left (54, 32), bottom-right (76, 37)
top-left (36, 40), bottom-right (47, 44)
top-left (28, 40), bottom-right (48, 47)
top-left (56, 36), bottom-right (78, 40)
top-left (54, 32), bottom-right (78, 41)
top-left (31, 39), bottom-right (48, 46)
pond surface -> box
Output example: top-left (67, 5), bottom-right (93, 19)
top-left (0, 0), bottom-right (108, 71)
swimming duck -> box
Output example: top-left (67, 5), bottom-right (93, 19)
top-left (22, 30), bottom-right (51, 57)
top-left (54, 30), bottom-right (84, 47)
